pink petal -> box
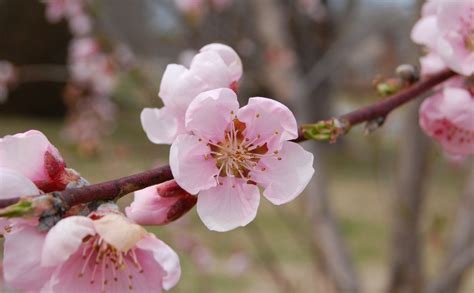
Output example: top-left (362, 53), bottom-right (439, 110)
top-left (196, 177), bottom-right (260, 232)
top-left (441, 87), bottom-right (474, 132)
top-left (41, 216), bottom-right (95, 267)
top-left (190, 50), bottom-right (233, 89)
top-left (251, 141), bottom-right (314, 205)
top-left (44, 245), bottom-right (168, 292)
top-left (126, 182), bottom-right (196, 225)
top-left (185, 88), bottom-right (239, 142)
top-left (136, 234), bottom-right (181, 290)
top-left (3, 222), bottom-right (54, 291)
top-left (159, 63), bottom-right (208, 111)
top-left (0, 130), bottom-right (66, 189)
top-left (141, 107), bottom-right (184, 145)
top-left (420, 53), bottom-right (446, 76)
top-left (410, 15), bottom-right (439, 49)
top-left (200, 43), bottom-right (243, 82)
top-left (237, 97), bottom-right (298, 148)
top-left (0, 168), bottom-right (39, 198)
top-left (126, 185), bottom-right (175, 225)
top-left (170, 134), bottom-right (218, 194)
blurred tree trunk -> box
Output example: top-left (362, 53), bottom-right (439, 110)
top-left (427, 166), bottom-right (474, 293)
top-left (252, 1), bottom-right (359, 292)
top-left (387, 99), bottom-right (430, 293)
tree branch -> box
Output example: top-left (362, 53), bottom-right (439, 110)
top-left (0, 69), bottom-right (456, 210)
top-left (297, 69), bottom-right (456, 142)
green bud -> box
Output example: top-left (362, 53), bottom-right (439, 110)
top-left (0, 199), bottom-right (34, 218)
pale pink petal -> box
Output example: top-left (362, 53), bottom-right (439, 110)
top-left (136, 234), bottom-right (181, 290)
top-left (251, 141), bottom-right (314, 205)
top-left (0, 168), bottom-right (39, 198)
top-left (141, 107), bottom-right (185, 145)
top-left (41, 216), bottom-right (96, 267)
top-left (196, 177), bottom-right (260, 232)
top-left (200, 43), bottom-right (243, 81)
top-left (441, 87), bottom-right (474, 132)
top-left (126, 183), bottom-right (195, 225)
top-left (421, 0), bottom-right (439, 17)
top-left (419, 88), bottom-right (474, 156)
top-left (436, 0), bottom-right (471, 32)
top-left (435, 1), bottom-right (474, 76)
top-left (420, 53), bottom-right (446, 76)
top-left (190, 51), bottom-right (233, 89)
top-left (126, 185), bottom-right (175, 225)
top-left (159, 64), bottom-right (187, 104)
top-left (170, 134), bottom-right (218, 194)
top-left (93, 214), bottom-right (146, 252)
top-left (436, 33), bottom-right (474, 76)
top-left (159, 64), bottom-right (207, 110)
top-left (44, 246), bottom-right (167, 293)
top-left (185, 88), bottom-right (239, 142)
top-left (411, 15), bottom-right (439, 49)
top-left (237, 97), bottom-right (298, 148)
top-left (3, 222), bottom-right (54, 291)
top-left (0, 130), bottom-right (66, 188)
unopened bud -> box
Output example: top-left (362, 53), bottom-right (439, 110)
top-left (126, 180), bottom-right (196, 225)
top-left (396, 64), bottom-right (419, 84)
top-left (302, 118), bottom-right (348, 143)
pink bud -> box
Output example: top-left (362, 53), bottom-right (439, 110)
top-left (126, 180), bottom-right (197, 225)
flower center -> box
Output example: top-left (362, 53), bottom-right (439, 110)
top-left (78, 235), bottom-right (144, 292)
top-left (207, 118), bottom-right (281, 182)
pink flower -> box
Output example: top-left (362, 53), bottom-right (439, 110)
top-left (169, 88), bottom-right (314, 231)
top-left (419, 84), bottom-right (474, 157)
top-left (0, 130), bottom-right (68, 192)
top-left (45, 0), bottom-right (86, 23)
top-left (69, 38), bottom-right (117, 96)
top-left (69, 12), bottom-right (93, 36)
top-left (411, 0), bottom-right (474, 76)
top-left (141, 43), bottom-right (242, 145)
top-left (174, 0), bottom-right (204, 15)
top-left (0, 131), bottom-right (73, 291)
top-left (39, 213), bottom-right (181, 292)
top-left (126, 180), bottom-right (197, 225)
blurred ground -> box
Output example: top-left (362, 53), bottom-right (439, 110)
top-left (1, 110), bottom-right (473, 293)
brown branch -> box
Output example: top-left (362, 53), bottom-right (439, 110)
top-left (296, 69), bottom-right (456, 142)
top-left (341, 69), bottom-right (455, 126)
top-left (0, 69), bottom-right (457, 210)
top-left (0, 165), bottom-right (173, 209)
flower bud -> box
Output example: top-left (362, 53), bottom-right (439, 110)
top-left (126, 180), bottom-right (196, 225)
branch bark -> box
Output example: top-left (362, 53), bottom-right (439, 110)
top-left (0, 69), bottom-right (457, 211)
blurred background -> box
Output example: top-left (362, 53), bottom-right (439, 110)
top-left (0, 0), bottom-right (473, 292)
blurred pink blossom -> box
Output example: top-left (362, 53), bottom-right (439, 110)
top-left (141, 43), bottom-right (242, 144)
top-left (0, 61), bottom-right (16, 103)
top-left (411, 0), bottom-right (474, 76)
top-left (45, 0), bottom-right (87, 24)
top-left (169, 88), bottom-right (314, 231)
top-left (419, 82), bottom-right (474, 157)
top-left (69, 37), bottom-right (117, 96)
